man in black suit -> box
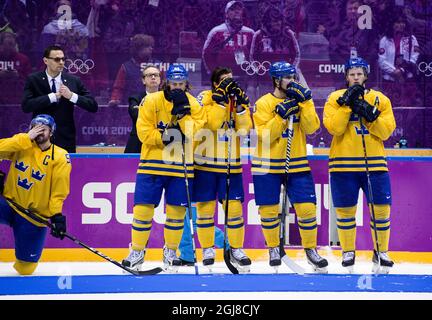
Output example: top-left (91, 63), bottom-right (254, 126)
top-left (21, 45), bottom-right (98, 153)
top-left (124, 65), bottom-right (161, 153)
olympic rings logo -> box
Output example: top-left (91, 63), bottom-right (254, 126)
top-left (418, 61), bottom-right (432, 77)
top-left (240, 60), bottom-right (271, 76)
top-left (64, 59), bottom-right (95, 74)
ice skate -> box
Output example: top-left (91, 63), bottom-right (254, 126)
top-left (269, 247), bottom-right (281, 273)
top-left (121, 244), bottom-right (145, 271)
top-left (163, 246), bottom-right (181, 273)
top-left (342, 251), bottom-right (355, 273)
top-left (372, 250), bottom-right (394, 274)
top-left (229, 248), bottom-right (251, 273)
top-left (305, 248), bottom-right (328, 273)
top-left (202, 247), bottom-right (215, 271)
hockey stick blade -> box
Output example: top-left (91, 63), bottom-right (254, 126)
top-left (132, 267), bottom-right (164, 276)
top-left (223, 249), bottom-right (239, 274)
top-left (1, 196), bottom-right (163, 276)
top-left (280, 247), bottom-right (305, 275)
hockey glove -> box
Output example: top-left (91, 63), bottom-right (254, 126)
top-left (351, 99), bottom-right (381, 122)
top-left (336, 84), bottom-right (365, 106)
top-left (170, 89), bottom-right (191, 117)
top-left (50, 214), bottom-right (66, 240)
top-left (232, 85), bottom-right (250, 113)
top-left (161, 123), bottom-right (185, 146)
top-left (0, 170), bottom-right (5, 194)
top-left (275, 99), bottom-right (299, 120)
top-left (212, 78), bottom-right (238, 104)
top-left (286, 82), bottom-right (312, 102)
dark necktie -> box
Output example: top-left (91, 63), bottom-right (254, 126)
top-left (51, 79), bottom-right (56, 93)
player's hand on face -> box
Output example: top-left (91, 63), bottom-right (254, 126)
top-left (28, 125), bottom-right (45, 140)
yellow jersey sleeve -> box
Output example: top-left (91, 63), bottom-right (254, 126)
top-left (365, 93), bottom-right (396, 141)
top-left (235, 106), bottom-right (253, 134)
top-left (298, 99), bottom-right (320, 135)
top-left (178, 92), bottom-right (207, 140)
top-left (323, 90), bottom-right (352, 136)
top-left (49, 149), bottom-right (72, 215)
top-left (136, 93), bottom-right (164, 148)
top-left (253, 95), bottom-right (286, 144)
top-left (0, 133), bottom-right (33, 159)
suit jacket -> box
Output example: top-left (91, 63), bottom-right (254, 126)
top-left (21, 71), bottom-right (98, 153)
top-left (124, 91), bottom-right (145, 153)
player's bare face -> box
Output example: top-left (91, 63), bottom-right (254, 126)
top-left (220, 72), bottom-right (233, 83)
top-left (168, 81), bottom-right (187, 91)
top-left (280, 76), bottom-right (295, 90)
top-left (346, 67), bottom-right (367, 86)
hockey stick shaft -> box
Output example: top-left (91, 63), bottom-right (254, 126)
top-left (181, 139), bottom-right (199, 275)
top-left (279, 116), bottom-right (305, 275)
top-left (3, 196), bottom-right (161, 276)
top-left (223, 95), bottom-right (240, 274)
top-left (358, 117), bottom-right (381, 263)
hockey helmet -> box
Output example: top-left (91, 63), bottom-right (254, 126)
top-left (269, 61), bottom-right (296, 79)
top-left (166, 64), bottom-right (188, 82)
top-left (30, 114), bottom-right (56, 133)
top-left (344, 57), bottom-right (369, 74)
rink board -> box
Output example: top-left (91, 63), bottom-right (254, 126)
top-left (1, 274), bottom-right (432, 296)
top-left (1, 155), bottom-right (432, 253)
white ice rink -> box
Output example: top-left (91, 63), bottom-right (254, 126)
top-left (1, 250), bottom-right (431, 300)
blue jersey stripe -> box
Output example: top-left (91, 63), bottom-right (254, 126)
top-left (337, 224), bottom-right (356, 230)
top-left (298, 224), bottom-right (317, 230)
top-left (164, 225), bottom-right (184, 230)
top-left (138, 166), bottom-right (194, 174)
top-left (329, 163), bottom-right (387, 169)
top-left (252, 156), bottom-right (308, 163)
top-left (329, 156), bottom-right (386, 162)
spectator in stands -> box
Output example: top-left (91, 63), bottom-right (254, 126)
top-left (39, 0), bottom-right (90, 60)
top-left (108, 34), bottom-right (157, 107)
top-left (378, 12), bottom-right (420, 107)
top-left (328, 0), bottom-right (378, 70)
top-left (250, 7), bottom-right (303, 97)
top-left (0, 31), bottom-right (32, 104)
top-left (202, 1), bottom-right (255, 78)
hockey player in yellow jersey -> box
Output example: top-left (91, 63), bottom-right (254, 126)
top-left (122, 64), bottom-right (206, 272)
top-left (0, 114), bottom-right (71, 275)
top-left (253, 61), bottom-right (328, 272)
top-left (193, 67), bottom-right (253, 272)
top-left (323, 57), bottom-right (396, 274)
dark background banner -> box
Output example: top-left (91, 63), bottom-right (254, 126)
top-left (0, 0), bottom-right (431, 148)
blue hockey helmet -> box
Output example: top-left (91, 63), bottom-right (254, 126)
top-left (344, 57), bottom-right (369, 74)
top-left (269, 61), bottom-right (296, 79)
top-left (166, 64), bottom-right (188, 82)
top-left (30, 114), bottom-right (56, 133)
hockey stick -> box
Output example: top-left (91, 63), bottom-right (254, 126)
top-left (358, 116), bottom-right (381, 267)
top-left (279, 116), bottom-right (305, 275)
top-left (222, 95), bottom-right (240, 274)
top-left (180, 133), bottom-right (199, 275)
top-left (3, 196), bottom-right (162, 276)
